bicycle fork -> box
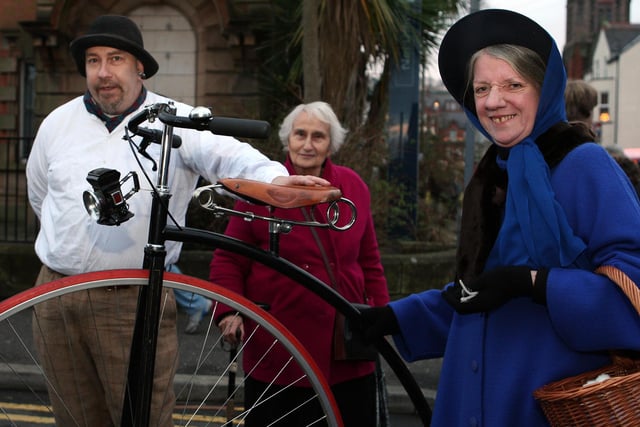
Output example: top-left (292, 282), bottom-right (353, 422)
top-left (121, 192), bottom-right (170, 427)
top-left (121, 103), bottom-right (177, 427)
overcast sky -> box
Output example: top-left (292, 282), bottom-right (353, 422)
top-left (484, 0), bottom-right (640, 52)
top-left (425, 0), bottom-right (640, 82)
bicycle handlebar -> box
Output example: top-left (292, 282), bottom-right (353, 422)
top-left (158, 108), bottom-right (272, 139)
top-left (127, 103), bottom-right (272, 141)
top-left (126, 103), bottom-right (165, 134)
top-left (134, 128), bottom-right (183, 148)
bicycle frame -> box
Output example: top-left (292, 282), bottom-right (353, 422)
top-left (165, 225), bottom-right (433, 425)
top-left (104, 102), bottom-right (432, 426)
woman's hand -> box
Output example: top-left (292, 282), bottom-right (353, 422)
top-left (357, 306), bottom-right (400, 342)
top-left (218, 314), bottom-right (244, 346)
top-left (443, 266), bottom-right (548, 313)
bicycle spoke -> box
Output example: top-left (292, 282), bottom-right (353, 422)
top-left (0, 271), bottom-right (341, 426)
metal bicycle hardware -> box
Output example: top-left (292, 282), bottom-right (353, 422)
top-left (0, 103), bottom-right (431, 426)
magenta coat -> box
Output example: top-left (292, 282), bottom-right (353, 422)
top-left (209, 156), bottom-right (390, 386)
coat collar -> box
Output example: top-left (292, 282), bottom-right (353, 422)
top-left (284, 155), bottom-right (335, 181)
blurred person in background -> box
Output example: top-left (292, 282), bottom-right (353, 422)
top-left (564, 79), bottom-right (598, 132)
top-left (565, 79), bottom-right (640, 194)
top-left (169, 265), bottom-right (212, 334)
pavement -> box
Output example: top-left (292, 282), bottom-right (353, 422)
top-left (0, 307), bottom-right (441, 418)
top-left (177, 310), bottom-right (442, 416)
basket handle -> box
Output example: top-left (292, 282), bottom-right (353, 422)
top-left (595, 265), bottom-right (640, 367)
top-left (595, 265), bottom-right (640, 315)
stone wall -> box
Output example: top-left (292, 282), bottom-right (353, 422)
top-left (0, 245), bottom-right (456, 301)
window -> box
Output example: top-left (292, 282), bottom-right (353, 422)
top-left (444, 100), bottom-right (458, 112)
top-left (599, 91), bottom-right (610, 123)
top-left (19, 62), bottom-right (36, 159)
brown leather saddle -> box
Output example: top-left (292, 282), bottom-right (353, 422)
top-left (218, 178), bottom-right (342, 209)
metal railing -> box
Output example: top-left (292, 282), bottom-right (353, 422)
top-left (0, 137), bottom-right (38, 243)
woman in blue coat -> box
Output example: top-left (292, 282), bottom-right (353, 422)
top-left (362, 9), bottom-right (640, 426)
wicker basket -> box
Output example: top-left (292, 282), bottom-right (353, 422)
top-left (533, 265), bottom-right (640, 426)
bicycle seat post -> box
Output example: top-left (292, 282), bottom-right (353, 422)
top-left (266, 207), bottom-right (294, 257)
top-left (268, 207), bottom-right (280, 256)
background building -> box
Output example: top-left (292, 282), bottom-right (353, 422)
top-left (0, 0), bottom-right (269, 142)
top-left (422, 85), bottom-right (466, 144)
top-left (0, 0), bottom-right (271, 242)
top-left (564, 0), bottom-right (631, 78)
top-left (588, 22), bottom-right (640, 148)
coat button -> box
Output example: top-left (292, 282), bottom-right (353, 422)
top-left (469, 416), bottom-right (478, 426)
top-left (470, 360), bottom-right (478, 372)
top-left (302, 264), bottom-right (310, 269)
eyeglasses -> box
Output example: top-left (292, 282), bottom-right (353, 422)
top-left (473, 81), bottom-right (529, 98)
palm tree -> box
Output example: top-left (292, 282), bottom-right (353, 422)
top-left (254, 0), bottom-right (464, 241)
top-left (257, 0), bottom-right (462, 159)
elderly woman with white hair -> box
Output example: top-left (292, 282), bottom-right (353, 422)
top-left (209, 101), bottom-right (390, 426)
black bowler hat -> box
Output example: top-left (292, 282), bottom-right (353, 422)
top-left (438, 9), bottom-right (553, 112)
top-left (70, 15), bottom-right (159, 79)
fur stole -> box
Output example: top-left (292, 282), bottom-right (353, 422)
top-left (455, 122), bottom-right (595, 283)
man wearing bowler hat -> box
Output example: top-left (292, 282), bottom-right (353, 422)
top-left (26, 14), bottom-right (327, 426)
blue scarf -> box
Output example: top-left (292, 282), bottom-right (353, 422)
top-left (466, 40), bottom-right (587, 270)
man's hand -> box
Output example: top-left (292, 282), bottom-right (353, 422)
top-left (272, 175), bottom-right (330, 186)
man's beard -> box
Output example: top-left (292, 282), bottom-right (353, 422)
top-left (94, 81), bottom-right (124, 115)
top-left (98, 97), bottom-right (123, 116)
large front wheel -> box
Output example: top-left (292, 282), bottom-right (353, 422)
top-left (0, 269), bottom-right (342, 426)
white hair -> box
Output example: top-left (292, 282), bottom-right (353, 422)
top-left (278, 101), bottom-right (348, 154)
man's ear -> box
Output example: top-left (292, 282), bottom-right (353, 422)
top-left (136, 60), bottom-right (145, 78)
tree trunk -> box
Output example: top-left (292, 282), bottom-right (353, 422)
top-left (302, 0), bottom-right (321, 102)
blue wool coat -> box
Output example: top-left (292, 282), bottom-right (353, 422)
top-left (390, 143), bottom-right (640, 426)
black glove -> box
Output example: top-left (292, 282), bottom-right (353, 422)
top-left (442, 266), bottom-right (548, 314)
top-left (357, 306), bottom-right (400, 342)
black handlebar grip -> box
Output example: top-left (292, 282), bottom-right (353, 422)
top-left (208, 117), bottom-right (271, 139)
top-left (127, 108), bottom-right (150, 133)
top-left (129, 103), bottom-right (272, 139)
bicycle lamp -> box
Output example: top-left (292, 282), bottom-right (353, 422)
top-left (83, 168), bottom-right (139, 226)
